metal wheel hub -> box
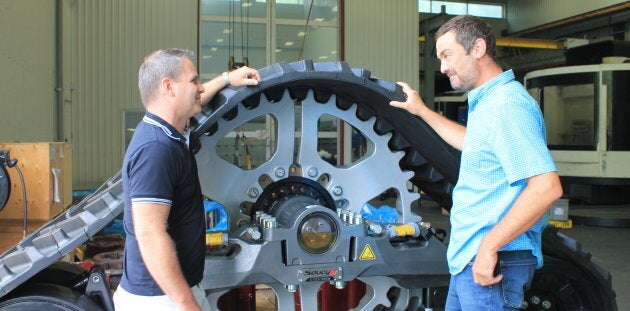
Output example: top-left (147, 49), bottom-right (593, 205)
top-left (196, 89), bottom-right (420, 230)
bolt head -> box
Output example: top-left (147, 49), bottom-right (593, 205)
top-left (275, 167), bottom-right (286, 178)
top-left (307, 167), bottom-right (318, 177)
top-left (248, 187), bottom-right (260, 198)
top-left (332, 186), bottom-right (342, 196)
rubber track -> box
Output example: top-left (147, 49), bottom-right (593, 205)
top-left (191, 60), bottom-right (461, 209)
top-left (540, 226), bottom-right (617, 310)
top-left (191, 60), bottom-right (617, 310)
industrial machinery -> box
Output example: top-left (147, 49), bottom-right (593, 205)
top-left (0, 61), bottom-right (618, 310)
top-left (525, 61), bottom-right (630, 204)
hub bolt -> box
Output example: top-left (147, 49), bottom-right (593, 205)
top-left (275, 167), bottom-right (286, 178)
top-left (334, 280), bottom-right (346, 289)
top-left (332, 186), bottom-right (343, 196)
top-left (248, 187), bottom-right (260, 198)
top-left (307, 167), bottom-right (318, 177)
top-left (530, 296), bottom-right (541, 305)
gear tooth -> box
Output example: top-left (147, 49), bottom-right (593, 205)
top-left (392, 150), bottom-right (406, 161)
top-left (364, 115), bottom-right (378, 128)
top-left (414, 166), bottom-right (444, 182)
top-left (242, 93), bottom-right (261, 109)
top-left (336, 97), bottom-right (353, 110)
top-left (314, 89), bottom-right (333, 103)
top-left (389, 131), bottom-right (411, 150)
top-left (415, 180), bottom-right (453, 209)
top-left (401, 169), bottom-right (415, 182)
top-left (430, 168), bottom-right (445, 181)
top-left (204, 123), bottom-right (218, 136)
top-left (402, 150), bottom-right (429, 167)
top-left (374, 118), bottom-right (394, 135)
top-left (356, 105), bottom-right (375, 121)
top-left (289, 87), bottom-right (309, 101)
top-left (222, 106), bottom-right (238, 121)
top-left (264, 87), bottom-right (288, 102)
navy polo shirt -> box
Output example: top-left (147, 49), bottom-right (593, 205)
top-left (119, 112), bottom-right (205, 296)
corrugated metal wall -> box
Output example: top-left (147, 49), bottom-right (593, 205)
top-left (344, 0), bottom-right (419, 89)
top-left (506, 0), bottom-right (626, 32)
top-left (0, 0), bottom-right (56, 142)
top-left (60, 0), bottom-right (198, 189)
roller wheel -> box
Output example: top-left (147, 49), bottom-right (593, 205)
top-left (0, 283), bottom-right (104, 311)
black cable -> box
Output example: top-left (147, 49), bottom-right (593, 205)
top-left (298, 0), bottom-right (315, 61)
top-left (240, 0), bottom-right (244, 59)
top-left (14, 165), bottom-right (27, 238)
top-left (246, 0), bottom-right (249, 60)
top-left (229, 0), bottom-right (234, 68)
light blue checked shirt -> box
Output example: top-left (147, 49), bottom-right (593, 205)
top-left (447, 70), bottom-right (557, 275)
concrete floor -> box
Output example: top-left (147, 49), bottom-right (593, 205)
top-left (414, 199), bottom-right (630, 311)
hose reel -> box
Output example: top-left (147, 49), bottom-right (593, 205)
top-left (0, 150), bottom-right (17, 212)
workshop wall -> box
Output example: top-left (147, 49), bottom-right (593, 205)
top-left (59, 0), bottom-right (197, 189)
top-left (0, 0), bottom-right (56, 142)
top-left (506, 0), bottom-right (627, 33)
top-left (344, 0), bottom-right (420, 90)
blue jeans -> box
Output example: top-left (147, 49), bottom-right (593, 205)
top-left (445, 250), bottom-right (536, 311)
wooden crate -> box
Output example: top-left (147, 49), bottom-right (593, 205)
top-left (0, 142), bottom-right (72, 222)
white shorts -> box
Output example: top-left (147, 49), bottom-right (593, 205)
top-left (113, 283), bottom-right (212, 311)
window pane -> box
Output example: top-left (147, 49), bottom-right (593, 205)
top-left (419, 1), bottom-right (503, 18)
top-left (419, 0), bottom-right (431, 13)
top-left (276, 0), bottom-right (338, 21)
top-left (468, 3), bottom-right (503, 18)
top-left (200, 0), bottom-right (267, 18)
top-left (606, 70), bottom-right (630, 150)
top-left (200, 0), bottom-right (338, 76)
top-left (276, 25), bottom-right (338, 62)
top-left (528, 73), bottom-right (598, 150)
top-left (431, 1), bottom-right (466, 15)
top-left (200, 21), bottom-right (267, 76)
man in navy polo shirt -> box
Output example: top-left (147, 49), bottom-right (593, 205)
top-left (113, 49), bottom-right (260, 311)
top-left (390, 16), bottom-right (563, 310)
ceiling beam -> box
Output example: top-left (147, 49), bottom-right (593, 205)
top-left (419, 35), bottom-right (564, 50)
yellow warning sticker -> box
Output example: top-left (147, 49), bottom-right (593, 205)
top-left (360, 244), bottom-right (376, 260)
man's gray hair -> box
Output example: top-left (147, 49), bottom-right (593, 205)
top-left (436, 15), bottom-right (497, 61)
top-left (138, 48), bottom-right (195, 105)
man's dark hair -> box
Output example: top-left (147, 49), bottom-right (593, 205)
top-left (435, 15), bottom-right (496, 60)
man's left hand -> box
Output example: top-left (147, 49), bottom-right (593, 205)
top-left (472, 247), bottom-right (503, 286)
top-left (228, 66), bottom-right (261, 87)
